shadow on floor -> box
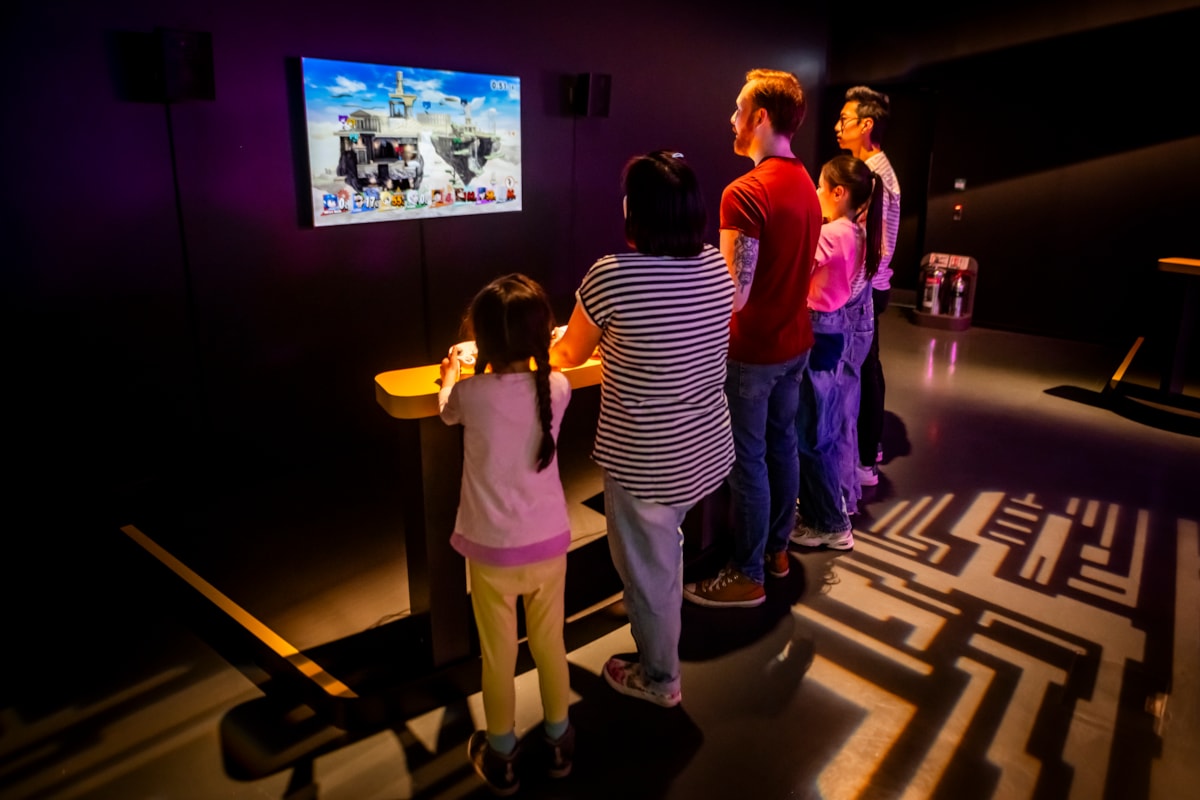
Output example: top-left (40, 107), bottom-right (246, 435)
top-left (1045, 384), bottom-right (1200, 437)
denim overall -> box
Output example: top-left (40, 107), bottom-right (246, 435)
top-left (796, 282), bottom-right (874, 531)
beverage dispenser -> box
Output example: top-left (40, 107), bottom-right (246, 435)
top-left (915, 253), bottom-right (978, 331)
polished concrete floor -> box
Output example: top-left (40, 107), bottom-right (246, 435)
top-left (4, 306), bottom-right (1198, 799)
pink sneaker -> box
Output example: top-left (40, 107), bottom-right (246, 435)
top-left (603, 657), bottom-right (681, 707)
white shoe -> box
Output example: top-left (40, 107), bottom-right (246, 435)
top-left (790, 523), bottom-right (854, 550)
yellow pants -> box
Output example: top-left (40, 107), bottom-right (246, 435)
top-left (468, 555), bottom-right (570, 735)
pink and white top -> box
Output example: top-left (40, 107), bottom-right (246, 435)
top-left (808, 216), bottom-right (867, 312)
top-left (439, 370), bottom-right (572, 566)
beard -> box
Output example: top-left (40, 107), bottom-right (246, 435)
top-left (733, 126), bottom-right (753, 156)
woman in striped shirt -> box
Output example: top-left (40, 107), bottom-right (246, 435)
top-left (551, 151), bottom-right (734, 708)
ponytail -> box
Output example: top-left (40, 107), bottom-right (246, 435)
top-left (532, 354), bottom-right (556, 471)
top-left (822, 154), bottom-right (883, 281)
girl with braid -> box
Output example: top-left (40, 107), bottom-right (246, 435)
top-left (438, 273), bottom-right (574, 795)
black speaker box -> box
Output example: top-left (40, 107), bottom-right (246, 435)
top-left (156, 28), bottom-right (215, 102)
top-left (572, 72), bottom-right (611, 117)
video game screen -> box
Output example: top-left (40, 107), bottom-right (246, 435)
top-left (300, 57), bottom-right (522, 227)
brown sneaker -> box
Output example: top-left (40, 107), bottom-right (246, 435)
top-left (543, 723), bottom-right (575, 778)
top-left (467, 731), bottom-right (520, 796)
top-left (683, 566), bottom-right (765, 608)
top-left (765, 549), bottom-right (791, 578)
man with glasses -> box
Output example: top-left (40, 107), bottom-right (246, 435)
top-left (683, 69), bottom-right (821, 608)
top-left (835, 86), bottom-right (901, 491)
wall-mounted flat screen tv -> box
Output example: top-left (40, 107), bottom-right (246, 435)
top-left (300, 57), bottom-right (522, 227)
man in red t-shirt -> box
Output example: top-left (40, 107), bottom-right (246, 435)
top-left (683, 68), bottom-right (821, 609)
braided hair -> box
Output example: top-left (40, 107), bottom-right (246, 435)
top-left (466, 273), bottom-right (558, 471)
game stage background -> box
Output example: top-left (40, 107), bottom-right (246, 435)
top-left (300, 57), bottom-right (522, 227)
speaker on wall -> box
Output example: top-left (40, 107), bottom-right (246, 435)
top-left (572, 72), bottom-right (611, 117)
top-left (155, 28), bottom-right (215, 102)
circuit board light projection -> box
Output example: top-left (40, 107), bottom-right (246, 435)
top-left (301, 57), bottom-right (522, 227)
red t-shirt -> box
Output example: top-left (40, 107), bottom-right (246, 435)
top-left (720, 156), bottom-right (821, 364)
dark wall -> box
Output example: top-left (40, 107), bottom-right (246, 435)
top-left (825, 1), bottom-right (1200, 343)
top-left (4, 2), bottom-right (830, 516)
top-left (12, 1), bottom-right (1195, 531)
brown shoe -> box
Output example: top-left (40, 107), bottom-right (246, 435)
top-left (544, 723), bottom-right (575, 778)
top-left (765, 550), bottom-right (791, 578)
top-left (683, 566), bottom-right (765, 608)
top-left (467, 731), bottom-right (520, 796)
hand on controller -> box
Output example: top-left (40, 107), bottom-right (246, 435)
top-left (454, 341), bottom-right (478, 366)
top-left (441, 345), bottom-right (461, 389)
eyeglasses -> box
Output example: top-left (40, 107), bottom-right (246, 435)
top-left (835, 117), bottom-right (861, 129)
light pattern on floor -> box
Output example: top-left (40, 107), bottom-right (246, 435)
top-left (793, 491), bottom-right (1196, 799)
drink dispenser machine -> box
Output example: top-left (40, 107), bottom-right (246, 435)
top-left (915, 252), bottom-right (978, 331)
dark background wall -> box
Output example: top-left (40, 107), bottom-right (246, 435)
top-left (4, 1), bottom-right (830, 519)
top-left (822, 0), bottom-right (1200, 342)
top-left (4, 0), bottom-right (1197, 530)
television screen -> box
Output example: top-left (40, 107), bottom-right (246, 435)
top-left (300, 57), bottom-right (522, 227)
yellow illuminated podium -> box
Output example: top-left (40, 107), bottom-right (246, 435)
top-left (375, 359), bottom-right (602, 420)
top-left (1104, 257), bottom-right (1200, 432)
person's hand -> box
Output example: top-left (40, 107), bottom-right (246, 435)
top-left (549, 325), bottom-right (568, 370)
top-left (440, 346), bottom-right (461, 388)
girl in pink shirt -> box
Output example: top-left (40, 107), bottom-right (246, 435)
top-left (794, 156), bottom-right (884, 548)
top-left (438, 273), bottom-right (574, 794)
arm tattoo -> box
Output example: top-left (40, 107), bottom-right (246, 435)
top-left (734, 235), bottom-right (759, 295)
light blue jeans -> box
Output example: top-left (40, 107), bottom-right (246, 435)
top-left (724, 353), bottom-right (808, 583)
top-left (839, 290), bottom-right (875, 514)
top-left (603, 471), bottom-right (691, 695)
top-left (797, 308), bottom-right (852, 534)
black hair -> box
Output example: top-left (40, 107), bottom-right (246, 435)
top-left (745, 68), bottom-right (807, 137)
top-left (844, 85), bottom-right (891, 144)
top-left (465, 273), bottom-right (558, 471)
top-left (622, 150), bottom-right (706, 257)
top-left (821, 154), bottom-right (884, 281)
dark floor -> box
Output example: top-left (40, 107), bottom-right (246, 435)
top-left (4, 306), bottom-right (1199, 800)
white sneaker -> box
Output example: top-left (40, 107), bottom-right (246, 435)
top-left (790, 523), bottom-right (854, 550)
top-left (857, 464), bottom-right (879, 487)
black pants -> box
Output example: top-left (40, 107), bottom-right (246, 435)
top-left (857, 288), bottom-right (890, 466)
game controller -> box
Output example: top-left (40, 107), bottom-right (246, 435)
top-left (453, 340), bottom-right (478, 367)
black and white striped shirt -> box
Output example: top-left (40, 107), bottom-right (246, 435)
top-left (577, 244), bottom-right (735, 506)
top-left (865, 151), bottom-right (901, 291)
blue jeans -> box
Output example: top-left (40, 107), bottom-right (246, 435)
top-left (839, 291), bottom-right (874, 513)
top-left (724, 353), bottom-right (808, 583)
top-left (603, 471), bottom-right (690, 695)
top-left (797, 308), bottom-right (852, 534)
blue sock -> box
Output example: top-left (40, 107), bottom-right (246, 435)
top-left (544, 718), bottom-right (569, 740)
top-left (487, 730), bottom-right (517, 756)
